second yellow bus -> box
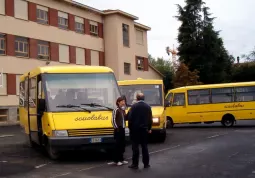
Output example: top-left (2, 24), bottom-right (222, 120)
top-left (165, 81), bottom-right (255, 127)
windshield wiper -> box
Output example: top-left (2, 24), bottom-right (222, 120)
top-left (81, 103), bottom-right (113, 111)
top-left (56, 104), bottom-right (91, 113)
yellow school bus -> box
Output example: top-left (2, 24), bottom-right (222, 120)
top-left (19, 65), bottom-right (128, 160)
top-left (118, 78), bottom-right (166, 142)
top-left (164, 81), bottom-right (255, 128)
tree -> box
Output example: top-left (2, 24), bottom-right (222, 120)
top-left (148, 55), bottom-right (174, 93)
top-left (173, 63), bottom-right (203, 88)
top-left (241, 47), bottom-right (255, 62)
top-left (176, 0), bottom-right (233, 84)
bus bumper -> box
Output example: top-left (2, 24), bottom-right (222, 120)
top-left (48, 135), bottom-right (130, 151)
top-left (151, 128), bottom-right (166, 135)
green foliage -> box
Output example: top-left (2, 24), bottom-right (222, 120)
top-left (176, 0), bottom-right (233, 84)
top-left (241, 47), bottom-right (255, 62)
top-left (232, 62), bottom-right (255, 82)
top-left (148, 55), bottom-right (174, 93)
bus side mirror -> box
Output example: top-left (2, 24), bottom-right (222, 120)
top-left (164, 100), bottom-right (170, 107)
top-left (38, 99), bottom-right (46, 113)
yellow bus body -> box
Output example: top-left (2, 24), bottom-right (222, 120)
top-left (19, 65), bottom-right (127, 159)
top-left (164, 81), bottom-right (255, 127)
top-left (118, 78), bottom-right (166, 142)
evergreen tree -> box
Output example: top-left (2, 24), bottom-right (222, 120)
top-left (176, 0), bottom-right (233, 84)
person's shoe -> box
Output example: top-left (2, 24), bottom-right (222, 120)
top-left (117, 162), bottom-right (123, 166)
top-left (144, 165), bottom-right (151, 169)
top-left (107, 162), bottom-right (117, 165)
top-left (128, 164), bottom-right (138, 169)
top-left (122, 160), bottom-right (128, 165)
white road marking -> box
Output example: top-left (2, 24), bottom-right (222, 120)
top-left (53, 144), bottom-right (182, 177)
top-left (50, 172), bottom-right (71, 178)
top-left (229, 152), bottom-right (239, 158)
top-left (196, 148), bottom-right (206, 153)
top-left (35, 164), bottom-right (47, 169)
top-left (0, 161), bottom-right (7, 163)
top-left (207, 134), bottom-right (220, 139)
top-left (0, 134), bottom-right (14, 138)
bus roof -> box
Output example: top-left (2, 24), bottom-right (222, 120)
top-left (169, 81), bottom-right (255, 92)
top-left (20, 65), bottom-right (114, 80)
top-left (118, 78), bottom-right (163, 85)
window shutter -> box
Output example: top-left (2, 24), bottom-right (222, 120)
top-left (6, 0), bottom-right (14, 17)
top-left (98, 22), bottom-right (103, 38)
top-left (29, 39), bottom-right (37, 59)
top-left (50, 42), bottom-right (59, 61)
top-left (135, 56), bottom-right (138, 70)
top-left (68, 13), bottom-right (75, 31)
top-left (144, 57), bottom-right (149, 71)
top-left (69, 46), bottom-right (76, 64)
top-left (99, 51), bottom-right (105, 66)
top-left (85, 19), bottom-right (90, 35)
top-left (28, 2), bottom-right (36, 22)
top-left (6, 34), bottom-right (15, 56)
top-left (49, 8), bottom-right (58, 27)
top-left (85, 49), bottom-right (91, 65)
top-left (7, 74), bottom-right (16, 95)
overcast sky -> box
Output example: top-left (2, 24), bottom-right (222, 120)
top-left (77, 0), bottom-right (255, 61)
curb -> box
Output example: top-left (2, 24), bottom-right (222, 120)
top-left (0, 121), bottom-right (20, 127)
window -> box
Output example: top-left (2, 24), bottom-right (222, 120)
top-left (29, 77), bottom-right (36, 108)
top-left (16, 75), bottom-right (22, 95)
top-left (0, 33), bottom-right (6, 55)
top-left (15, 36), bottom-right (29, 57)
top-left (14, 0), bottom-right (28, 20)
top-left (90, 21), bottom-right (98, 36)
top-left (37, 40), bottom-right (49, 60)
top-left (36, 5), bottom-right (48, 24)
top-left (136, 57), bottom-right (144, 70)
top-left (172, 93), bottom-right (185, 106)
top-left (59, 44), bottom-right (69, 63)
top-left (136, 29), bottom-right (143, 45)
top-left (211, 88), bottom-right (234, 103)
top-left (188, 89), bottom-right (210, 105)
top-left (0, 0), bottom-right (5, 15)
top-left (165, 93), bottom-right (173, 106)
top-left (58, 11), bottom-right (68, 29)
top-left (0, 73), bottom-right (7, 95)
top-left (75, 16), bottom-right (84, 33)
top-left (91, 50), bottom-right (99, 66)
top-left (235, 86), bottom-right (255, 102)
top-left (19, 81), bottom-right (25, 106)
top-left (124, 63), bottom-right (131, 75)
top-left (122, 24), bottom-right (129, 47)
top-left (76, 47), bottom-right (85, 65)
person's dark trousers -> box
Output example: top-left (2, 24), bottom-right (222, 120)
top-left (131, 128), bottom-right (149, 166)
top-left (113, 127), bottom-right (126, 163)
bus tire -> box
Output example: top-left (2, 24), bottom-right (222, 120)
top-left (166, 117), bottom-right (174, 128)
top-left (221, 114), bottom-right (235, 127)
top-left (45, 141), bottom-right (60, 160)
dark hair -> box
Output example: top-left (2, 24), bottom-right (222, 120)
top-left (116, 96), bottom-right (125, 106)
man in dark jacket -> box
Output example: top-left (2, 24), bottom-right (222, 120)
top-left (127, 93), bottom-right (153, 169)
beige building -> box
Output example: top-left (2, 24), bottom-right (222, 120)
top-left (0, 0), bottom-right (163, 124)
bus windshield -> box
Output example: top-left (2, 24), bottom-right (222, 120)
top-left (119, 84), bottom-right (163, 106)
top-left (43, 73), bottom-right (120, 112)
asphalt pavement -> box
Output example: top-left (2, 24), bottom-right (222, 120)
top-left (1, 121), bottom-right (255, 178)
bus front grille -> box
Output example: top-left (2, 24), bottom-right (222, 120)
top-left (68, 128), bottom-right (114, 137)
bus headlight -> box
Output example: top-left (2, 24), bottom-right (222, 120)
top-left (153, 117), bottom-right (160, 123)
top-left (52, 130), bottom-right (68, 137)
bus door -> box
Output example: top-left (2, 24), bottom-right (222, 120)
top-left (27, 74), bottom-right (43, 145)
top-left (170, 93), bottom-right (187, 124)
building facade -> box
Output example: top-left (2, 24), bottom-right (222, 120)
top-left (0, 0), bottom-right (163, 124)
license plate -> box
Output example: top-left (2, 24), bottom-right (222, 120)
top-left (90, 137), bottom-right (102, 143)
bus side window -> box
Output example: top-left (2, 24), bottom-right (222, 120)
top-left (165, 93), bottom-right (173, 107)
top-left (172, 93), bottom-right (185, 106)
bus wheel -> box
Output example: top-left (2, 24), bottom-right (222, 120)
top-left (166, 117), bottom-right (174, 129)
top-left (221, 114), bottom-right (235, 127)
top-left (46, 143), bottom-right (60, 160)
